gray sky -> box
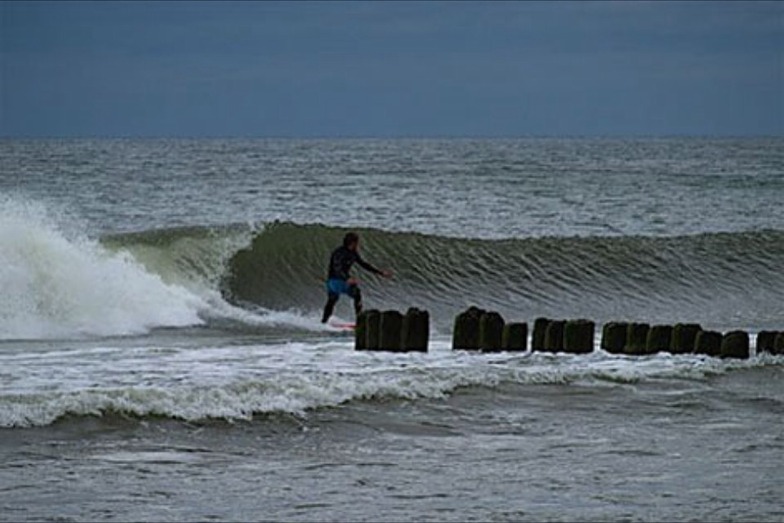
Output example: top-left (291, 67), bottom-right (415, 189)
top-left (1, 1), bottom-right (781, 137)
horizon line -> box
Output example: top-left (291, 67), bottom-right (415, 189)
top-left (1, 133), bottom-right (781, 140)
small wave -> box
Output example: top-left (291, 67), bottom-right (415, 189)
top-left (2, 350), bottom-right (776, 428)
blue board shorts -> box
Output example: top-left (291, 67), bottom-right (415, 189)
top-left (326, 278), bottom-right (353, 296)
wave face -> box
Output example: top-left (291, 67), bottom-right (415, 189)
top-left (223, 222), bottom-right (784, 330)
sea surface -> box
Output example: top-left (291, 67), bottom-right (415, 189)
top-left (1, 138), bottom-right (783, 522)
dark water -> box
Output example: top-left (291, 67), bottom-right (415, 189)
top-left (3, 366), bottom-right (783, 522)
top-left (1, 138), bottom-right (783, 521)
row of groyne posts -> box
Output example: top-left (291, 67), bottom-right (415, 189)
top-left (355, 306), bottom-right (784, 357)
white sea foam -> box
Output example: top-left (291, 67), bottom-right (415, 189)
top-left (0, 197), bottom-right (327, 340)
top-left (0, 197), bottom-right (209, 339)
top-left (1, 339), bottom-right (778, 428)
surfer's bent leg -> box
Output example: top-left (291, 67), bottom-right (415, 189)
top-left (348, 285), bottom-right (362, 316)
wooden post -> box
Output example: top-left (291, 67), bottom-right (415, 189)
top-left (721, 331), bottom-right (749, 359)
top-left (695, 330), bottom-right (722, 357)
top-left (479, 312), bottom-right (505, 352)
top-left (601, 322), bottom-right (628, 354)
top-left (532, 318), bottom-right (551, 352)
top-left (365, 309), bottom-right (381, 351)
top-left (502, 322), bottom-right (528, 352)
top-left (756, 331), bottom-right (777, 355)
top-left (625, 323), bottom-right (650, 355)
top-left (544, 320), bottom-right (565, 353)
top-left (646, 325), bottom-right (673, 354)
top-left (355, 310), bottom-right (369, 351)
top-left (453, 306), bottom-right (485, 350)
top-left (379, 310), bottom-right (403, 351)
top-left (401, 307), bottom-right (429, 352)
top-left (670, 323), bottom-right (702, 354)
top-left (564, 319), bottom-right (595, 354)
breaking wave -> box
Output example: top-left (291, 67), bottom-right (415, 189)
top-left (3, 196), bottom-right (783, 340)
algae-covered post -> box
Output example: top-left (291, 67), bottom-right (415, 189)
top-left (564, 319), bottom-right (595, 354)
top-left (479, 312), bottom-right (505, 352)
top-left (453, 306), bottom-right (485, 350)
top-left (756, 331), bottom-right (777, 355)
top-left (401, 307), bottom-right (429, 352)
top-left (379, 310), bottom-right (403, 351)
top-left (502, 322), bottom-right (528, 352)
top-left (646, 325), bottom-right (673, 354)
top-left (544, 320), bottom-right (565, 353)
top-left (365, 309), bottom-right (381, 351)
top-left (625, 323), bottom-right (650, 355)
top-left (775, 333), bottom-right (784, 355)
top-left (721, 331), bottom-right (749, 359)
top-left (355, 310), bottom-right (369, 351)
top-left (695, 330), bottom-right (722, 357)
top-left (601, 322), bottom-right (628, 354)
top-left (670, 323), bottom-right (702, 354)
top-left (532, 317), bottom-right (551, 352)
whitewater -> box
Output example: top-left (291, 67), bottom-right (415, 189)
top-left (1, 138), bottom-right (782, 522)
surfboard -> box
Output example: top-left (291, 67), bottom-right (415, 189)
top-left (329, 322), bottom-right (356, 331)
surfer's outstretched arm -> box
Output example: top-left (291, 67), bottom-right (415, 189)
top-left (356, 254), bottom-right (393, 278)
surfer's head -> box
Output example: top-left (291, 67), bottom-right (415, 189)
top-left (343, 232), bottom-right (360, 251)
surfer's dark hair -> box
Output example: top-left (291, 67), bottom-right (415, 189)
top-left (343, 232), bottom-right (359, 248)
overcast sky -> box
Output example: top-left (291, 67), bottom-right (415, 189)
top-left (1, 1), bottom-right (781, 137)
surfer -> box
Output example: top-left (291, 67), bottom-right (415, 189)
top-left (321, 232), bottom-right (392, 324)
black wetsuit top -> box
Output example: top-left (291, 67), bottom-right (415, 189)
top-left (327, 246), bottom-right (381, 281)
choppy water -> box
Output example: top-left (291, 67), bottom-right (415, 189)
top-left (1, 138), bottom-right (783, 522)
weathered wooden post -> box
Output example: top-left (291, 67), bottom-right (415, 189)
top-left (721, 331), bottom-right (749, 359)
top-left (695, 330), bottom-right (722, 357)
top-left (625, 323), bottom-right (650, 355)
top-left (401, 307), bottom-right (429, 352)
top-left (379, 310), bottom-right (403, 351)
top-left (479, 312), bottom-right (505, 352)
top-left (756, 331), bottom-right (777, 354)
top-left (775, 333), bottom-right (784, 355)
top-left (544, 320), bottom-right (565, 353)
top-left (532, 318), bottom-right (551, 352)
top-left (365, 309), bottom-right (381, 351)
top-left (646, 325), bottom-right (673, 354)
top-left (453, 306), bottom-right (485, 350)
top-left (564, 319), bottom-right (595, 354)
top-left (502, 322), bottom-right (528, 352)
top-left (670, 323), bottom-right (702, 354)
top-left (355, 310), bottom-right (369, 351)
top-left (601, 322), bottom-right (628, 354)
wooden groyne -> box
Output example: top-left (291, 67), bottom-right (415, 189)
top-left (354, 305), bottom-right (782, 358)
top-left (449, 307), bottom-right (782, 359)
top-left (355, 307), bottom-right (429, 352)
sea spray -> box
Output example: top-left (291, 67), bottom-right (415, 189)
top-left (0, 197), bottom-right (207, 339)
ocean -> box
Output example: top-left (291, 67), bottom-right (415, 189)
top-left (1, 138), bottom-right (783, 522)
